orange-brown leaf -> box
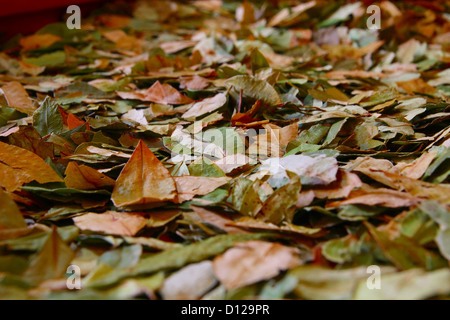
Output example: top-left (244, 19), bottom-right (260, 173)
top-left (73, 211), bottom-right (147, 236)
top-left (0, 141), bottom-right (63, 191)
top-left (1, 81), bottom-right (36, 114)
top-left (111, 140), bottom-right (177, 207)
top-left (64, 162), bottom-right (115, 190)
top-left (144, 81), bottom-right (193, 105)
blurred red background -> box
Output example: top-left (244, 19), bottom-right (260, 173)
top-left (0, 0), bottom-right (106, 39)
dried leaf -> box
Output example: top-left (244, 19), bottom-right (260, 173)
top-left (182, 93), bottom-right (227, 119)
top-left (0, 141), bottom-right (63, 191)
top-left (23, 227), bottom-right (75, 285)
top-left (226, 75), bottom-right (282, 106)
top-left (64, 162), bottom-right (115, 190)
top-left (0, 188), bottom-right (27, 229)
top-left (111, 140), bottom-right (177, 207)
top-left (73, 211), bottom-right (147, 236)
top-left (20, 34), bottom-right (62, 51)
top-left (160, 261), bottom-right (217, 300)
top-left (1, 81), bottom-right (36, 115)
top-left (174, 176), bottom-right (230, 202)
top-left (213, 240), bottom-right (301, 290)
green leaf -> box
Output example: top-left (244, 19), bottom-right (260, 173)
top-left (32, 97), bottom-right (63, 137)
top-left (424, 147), bottom-right (450, 183)
top-left (323, 119), bottom-right (347, 146)
top-left (24, 51), bottom-right (66, 67)
top-left (287, 124), bottom-right (330, 153)
top-left (322, 234), bottom-right (376, 265)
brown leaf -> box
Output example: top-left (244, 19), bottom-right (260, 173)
top-left (397, 78), bottom-right (436, 95)
top-left (182, 93), bottom-right (226, 119)
top-left (147, 210), bottom-right (181, 228)
top-left (160, 40), bottom-right (197, 55)
top-left (111, 140), bottom-right (177, 207)
top-left (313, 170), bottom-right (362, 199)
top-left (145, 81), bottom-right (193, 105)
top-left (1, 81), bottom-right (36, 114)
top-left (214, 154), bottom-right (252, 174)
top-left (73, 211), bottom-right (147, 236)
top-left (102, 30), bottom-right (142, 50)
top-left (0, 141), bottom-right (63, 192)
top-left (64, 162), bottom-right (115, 190)
top-left (213, 240), bottom-right (301, 289)
top-left (174, 176), bottom-right (230, 202)
top-left (327, 186), bottom-right (418, 208)
top-left (228, 217), bottom-right (322, 236)
top-left (67, 113), bottom-right (87, 130)
top-left (190, 205), bottom-right (248, 234)
top-left (179, 75), bottom-right (209, 90)
top-left (395, 151), bottom-right (438, 180)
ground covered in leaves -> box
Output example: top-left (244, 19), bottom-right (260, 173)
top-left (0, 0), bottom-right (449, 300)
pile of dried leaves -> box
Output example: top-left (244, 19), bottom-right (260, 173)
top-left (0, 0), bottom-right (449, 300)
